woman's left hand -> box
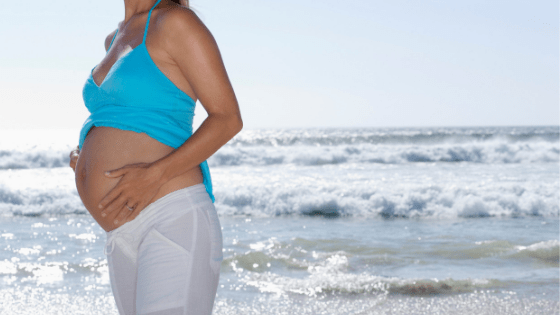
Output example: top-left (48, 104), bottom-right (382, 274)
top-left (98, 163), bottom-right (163, 225)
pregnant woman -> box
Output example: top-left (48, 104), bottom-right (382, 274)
top-left (68, 0), bottom-right (242, 313)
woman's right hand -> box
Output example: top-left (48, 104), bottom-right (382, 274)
top-left (69, 145), bottom-right (80, 172)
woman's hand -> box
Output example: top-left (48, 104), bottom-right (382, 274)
top-left (69, 146), bottom-right (80, 172)
top-left (98, 163), bottom-right (164, 225)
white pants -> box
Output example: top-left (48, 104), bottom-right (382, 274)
top-left (104, 183), bottom-right (223, 315)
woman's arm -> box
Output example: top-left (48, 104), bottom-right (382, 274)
top-left (150, 8), bottom-right (243, 184)
top-left (98, 8), bottom-right (242, 221)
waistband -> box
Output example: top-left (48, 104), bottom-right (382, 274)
top-left (104, 183), bottom-right (209, 255)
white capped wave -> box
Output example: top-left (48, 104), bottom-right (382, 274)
top-left (209, 139), bottom-right (559, 167)
top-left (1, 127), bottom-right (558, 169)
top-left (214, 178), bottom-right (559, 218)
top-left (1, 140), bottom-right (557, 170)
top-left (227, 126), bottom-right (559, 146)
top-left (0, 184), bottom-right (85, 217)
top-left (512, 240), bottom-right (560, 263)
top-left (0, 149), bottom-right (72, 170)
top-left (0, 129), bottom-right (76, 170)
top-left (0, 171), bottom-right (557, 218)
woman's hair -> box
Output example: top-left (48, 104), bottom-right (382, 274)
top-left (168, 0), bottom-right (189, 7)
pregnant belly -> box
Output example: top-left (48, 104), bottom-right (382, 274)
top-left (75, 126), bottom-right (203, 232)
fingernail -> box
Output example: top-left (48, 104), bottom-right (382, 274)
top-left (98, 204), bottom-right (103, 209)
top-left (101, 213), bottom-right (106, 217)
top-left (105, 172), bottom-right (110, 176)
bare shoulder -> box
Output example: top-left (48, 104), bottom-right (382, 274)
top-left (154, 5), bottom-right (215, 46)
top-left (104, 29), bottom-right (118, 52)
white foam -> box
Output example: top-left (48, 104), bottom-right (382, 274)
top-left (213, 165), bottom-right (559, 218)
top-left (0, 127), bottom-right (558, 169)
top-left (0, 127), bottom-right (557, 219)
top-left (512, 240), bottom-right (560, 263)
top-left (208, 138), bottom-right (560, 167)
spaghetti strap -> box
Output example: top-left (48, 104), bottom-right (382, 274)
top-left (143, 0), bottom-right (162, 43)
top-left (107, 29), bottom-right (119, 53)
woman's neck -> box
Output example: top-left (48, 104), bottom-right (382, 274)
top-left (122, 0), bottom-right (160, 24)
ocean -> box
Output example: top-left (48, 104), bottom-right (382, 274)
top-left (0, 126), bottom-right (558, 314)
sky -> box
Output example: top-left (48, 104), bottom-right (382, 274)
top-left (0, 0), bottom-right (558, 132)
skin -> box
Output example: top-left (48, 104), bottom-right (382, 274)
top-left (72, 0), bottom-right (242, 232)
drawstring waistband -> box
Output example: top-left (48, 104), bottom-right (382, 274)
top-left (103, 183), bottom-right (208, 257)
top-left (105, 230), bottom-right (135, 255)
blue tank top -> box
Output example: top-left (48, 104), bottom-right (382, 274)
top-left (78, 0), bottom-right (215, 202)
